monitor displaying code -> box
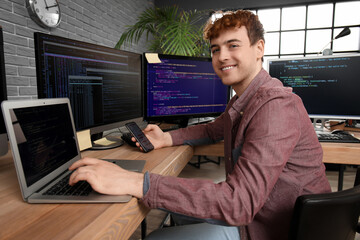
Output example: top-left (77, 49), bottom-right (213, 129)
top-left (145, 55), bottom-right (229, 118)
top-left (268, 54), bottom-right (360, 119)
top-left (35, 33), bottom-right (142, 131)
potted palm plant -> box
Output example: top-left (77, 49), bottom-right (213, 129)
top-left (115, 6), bottom-right (210, 57)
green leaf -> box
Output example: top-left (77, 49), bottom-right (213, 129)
top-left (115, 5), bottom-right (209, 57)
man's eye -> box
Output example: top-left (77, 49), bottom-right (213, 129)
top-left (230, 44), bottom-right (239, 48)
top-left (211, 48), bottom-right (219, 54)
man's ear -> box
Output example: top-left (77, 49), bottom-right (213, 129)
top-left (256, 39), bottom-right (265, 60)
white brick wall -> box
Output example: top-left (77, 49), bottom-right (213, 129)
top-left (0, 0), bottom-right (154, 99)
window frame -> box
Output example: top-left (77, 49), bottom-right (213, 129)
top-left (250, 1), bottom-right (360, 59)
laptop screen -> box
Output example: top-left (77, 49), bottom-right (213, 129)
top-left (11, 103), bottom-right (78, 187)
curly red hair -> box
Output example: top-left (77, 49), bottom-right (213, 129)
top-left (203, 10), bottom-right (265, 46)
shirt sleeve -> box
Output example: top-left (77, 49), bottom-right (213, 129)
top-left (141, 113), bottom-right (226, 202)
top-left (169, 96), bottom-right (237, 146)
top-left (141, 93), bottom-right (301, 226)
top-left (169, 113), bottom-right (226, 146)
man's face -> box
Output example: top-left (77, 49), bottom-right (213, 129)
top-left (210, 26), bottom-right (264, 95)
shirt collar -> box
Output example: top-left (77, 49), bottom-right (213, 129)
top-left (230, 68), bottom-right (271, 113)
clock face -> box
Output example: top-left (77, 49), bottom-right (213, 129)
top-left (27, 0), bottom-right (61, 28)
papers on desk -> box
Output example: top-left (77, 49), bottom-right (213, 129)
top-left (93, 137), bottom-right (119, 146)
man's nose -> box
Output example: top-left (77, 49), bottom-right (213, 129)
top-left (218, 48), bottom-right (230, 62)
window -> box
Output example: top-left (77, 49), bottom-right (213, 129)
top-left (307, 4), bottom-right (333, 28)
top-left (253, 1), bottom-right (360, 61)
top-left (264, 32), bottom-right (279, 55)
top-left (281, 6), bottom-right (306, 30)
top-left (334, 1), bottom-right (360, 26)
top-left (306, 29), bottom-right (332, 53)
top-left (257, 9), bottom-right (280, 31)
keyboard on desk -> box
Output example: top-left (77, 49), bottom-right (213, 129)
top-left (43, 172), bottom-right (92, 196)
top-left (317, 132), bottom-right (360, 143)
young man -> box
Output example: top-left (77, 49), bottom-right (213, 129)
top-left (69, 10), bottom-right (331, 239)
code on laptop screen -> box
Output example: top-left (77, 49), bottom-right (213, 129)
top-left (11, 103), bottom-right (78, 187)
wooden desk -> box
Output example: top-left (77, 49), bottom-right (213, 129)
top-left (321, 141), bottom-right (360, 190)
top-left (194, 140), bottom-right (360, 190)
top-left (194, 141), bottom-right (360, 165)
top-left (1, 138), bottom-right (359, 239)
top-left (0, 144), bottom-right (193, 240)
top-left (321, 142), bottom-right (360, 165)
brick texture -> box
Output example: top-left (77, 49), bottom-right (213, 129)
top-left (1, 0), bottom-right (154, 99)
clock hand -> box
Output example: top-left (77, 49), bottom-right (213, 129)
top-left (47, 4), bottom-right (58, 9)
top-left (44, 0), bottom-right (49, 9)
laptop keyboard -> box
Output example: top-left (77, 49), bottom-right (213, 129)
top-left (43, 172), bottom-right (92, 196)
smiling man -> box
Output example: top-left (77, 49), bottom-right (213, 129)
top-left (210, 26), bottom-right (263, 96)
top-left (69, 10), bottom-right (331, 240)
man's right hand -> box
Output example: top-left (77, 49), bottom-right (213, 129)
top-left (132, 124), bottom-right (173, 150)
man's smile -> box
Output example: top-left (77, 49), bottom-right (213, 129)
top-left (221, 65), bottom-right (237, 71)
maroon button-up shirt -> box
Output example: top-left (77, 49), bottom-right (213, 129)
top-left (141, 69), bottom-right (331, 240)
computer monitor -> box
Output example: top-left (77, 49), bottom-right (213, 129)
top-left (268, 54), bottom-right (360, 123)
top-left (0, 26), bottom-right (8, 156)
top-left (34, 32), bottom-right (143, 148)
top-left (143, 53), bottom-right (230, 127)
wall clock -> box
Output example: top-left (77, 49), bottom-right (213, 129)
top-left (26, 0), bottom-right (61, 28)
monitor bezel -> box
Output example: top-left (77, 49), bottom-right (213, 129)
top-left (143, 53), bottom-right (231, 124)
top-left (267, 53), bottom-right (360, 121)
top-left (0, 25), bottom-right (8, 156)
top-left (34, 32), bottom-right (144, 137)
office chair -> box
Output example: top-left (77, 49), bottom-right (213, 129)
top-left (289, 184), bottom-right (360, 240)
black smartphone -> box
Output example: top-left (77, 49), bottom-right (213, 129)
top-left (125, 122), bottom-right (154, 153)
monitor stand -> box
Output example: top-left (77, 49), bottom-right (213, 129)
top-left (90, 133), bottom-right (124, 150)
top-left (163, 117), bottom-right (216, 130)
top-left (165, 118), bottom-right (189, 128)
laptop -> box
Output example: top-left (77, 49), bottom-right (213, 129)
top-left (1, 98), bottom-right (145, 203)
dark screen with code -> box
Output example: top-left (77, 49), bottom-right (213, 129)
top-left (145, 54), bottom-right (229, 119)
top-left (269, 54), bottom-right (360, 119)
